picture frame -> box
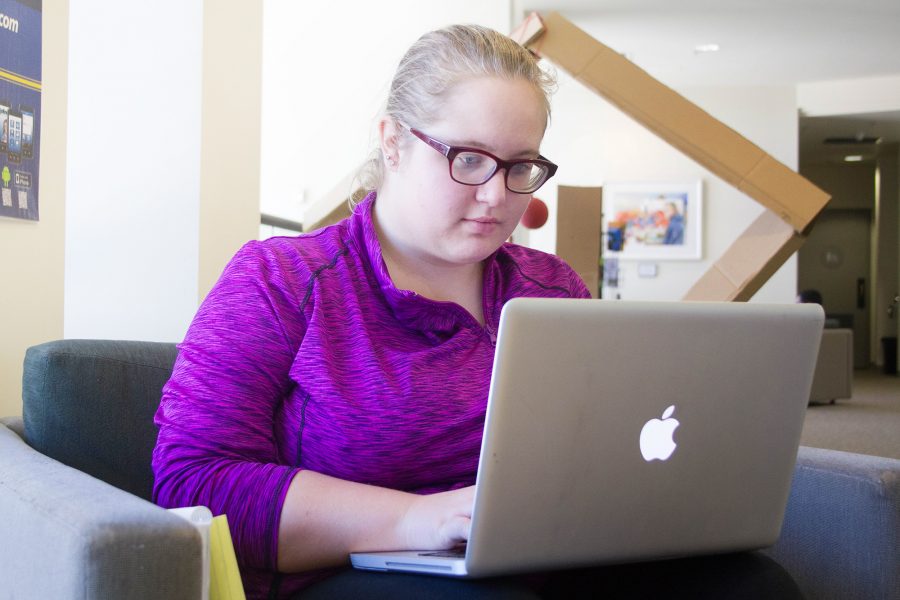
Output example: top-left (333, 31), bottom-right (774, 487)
top-left (603, 181), bottom-right (703, 260)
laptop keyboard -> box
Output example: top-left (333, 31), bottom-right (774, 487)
top-left (418, 548), bottom-right (466, 558)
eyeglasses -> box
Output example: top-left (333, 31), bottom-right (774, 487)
top-left (407, 127), bottom-right (557, 194)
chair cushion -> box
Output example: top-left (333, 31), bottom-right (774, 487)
top-left (23, 339), bottom-right (177, 501)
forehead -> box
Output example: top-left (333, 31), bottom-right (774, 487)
top-left (426, 76), bottom-right (547, 154)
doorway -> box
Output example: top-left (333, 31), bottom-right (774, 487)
top-left (798, 209), bottom-right (872, 367)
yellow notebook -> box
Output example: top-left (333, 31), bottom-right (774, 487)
top-left (209, 514), bottom-right (246, 600)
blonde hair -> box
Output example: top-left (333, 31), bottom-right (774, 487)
top-left (352, 24), bottom-right (556, 203)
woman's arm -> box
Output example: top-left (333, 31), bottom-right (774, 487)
top-left (154, 241), bottom-right (310, 572)
top-left (277, 471), bottom-right (474, 571)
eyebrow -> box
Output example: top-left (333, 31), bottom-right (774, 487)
top-left (453, 139), bottom-right (540, 159)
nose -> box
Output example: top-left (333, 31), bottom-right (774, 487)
top-left (475, 168), bottom-right (508, 206)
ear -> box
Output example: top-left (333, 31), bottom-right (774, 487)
top-left (378, 117), bottom-right (402, 171)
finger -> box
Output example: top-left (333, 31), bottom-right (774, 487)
top-left (445, 515), bottom-right (471, 543)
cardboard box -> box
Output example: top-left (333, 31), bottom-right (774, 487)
top-left (683, 210), bottom-right (807, 301)
top-left (555, 186), bottom-right (603, 298)
top-left (510, 12), bottom-right (831, 301)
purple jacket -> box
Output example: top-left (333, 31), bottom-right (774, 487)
top-left (152, 193), bottom-right (590, 599)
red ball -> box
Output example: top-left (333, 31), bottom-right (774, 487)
top-left (520, 197), bottom-right (548, 229)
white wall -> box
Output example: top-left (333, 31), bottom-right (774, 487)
top-left (531, 69), bottom-right (800, 302)
top-left (260, 0), bottom-right (513, 223)
top-left (64, 0), bottom-right (202, 342)
top-left (798, 75), bottom-right (900, 117)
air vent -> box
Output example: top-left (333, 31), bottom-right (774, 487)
top-left (823, 136), bottom-right (882, 145)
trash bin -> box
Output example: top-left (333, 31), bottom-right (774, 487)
top-left (882, 337), bottom-right (898, 375)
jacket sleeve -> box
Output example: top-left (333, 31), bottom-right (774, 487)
top-left (568, 267), bottom-right (593, 299)
top-left (152, 240), bottom-right (307, 572)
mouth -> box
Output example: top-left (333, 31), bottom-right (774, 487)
top-left (463, 216), bottom-right (503, 235)
top-left (467, 216), bottom-right (501, 225)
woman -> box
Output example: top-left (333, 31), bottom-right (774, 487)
top-left (153, 24), bottom-right (588, 599)
top-left (153, 23), bottom-right (803, 600)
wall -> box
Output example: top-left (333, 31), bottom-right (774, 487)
top-left (799, 76), bottom-right (900, 367)
top-left (0, 1), bottom-right (264, 417)
top-left (875, 144), bottom-right (899, 364)
top-left (800, 156), bottom-right (899, 366)
top-left (530, 74), bottom-right (800, 302)
top-left (64, 0), bottom-right (203, 342)
top-left (801, 164), bottom-right (876, 211)
top-left (0, 1), bottom-right (67, 417)
top-left (198, 1), bottom-right (263, 302)
top-left (799, 162), bottom-right (876, 366)
top-left (798, 75), bottom-right (900, 117)
top-left (260, 0), bottom-right (513, 224)
top-left (64, 0), bottom-right (263, 338)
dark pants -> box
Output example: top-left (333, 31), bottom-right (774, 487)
top-left (295, 552), bottom-right (803, 599)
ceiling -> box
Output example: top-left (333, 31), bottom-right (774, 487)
top-left (513, 0), bottom-right (900, 165)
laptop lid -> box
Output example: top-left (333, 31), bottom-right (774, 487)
top-left (352, 299), bottom-right (824, 578)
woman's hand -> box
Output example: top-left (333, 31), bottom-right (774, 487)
top-left (397, 485), bottom-right (475, 550)
top-left (278, 471), bottom-right (475, 572)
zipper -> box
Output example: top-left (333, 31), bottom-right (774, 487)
top-left (484, 321), bottom-right (498, 346)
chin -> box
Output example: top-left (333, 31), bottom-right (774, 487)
top-left (450, 240), bottom-right (506, 265)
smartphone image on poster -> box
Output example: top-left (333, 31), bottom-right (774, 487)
top-left (0, 100), bottom-right (9, 152)
top-left (20, 105), bottom-right (33, 159)
top-left (7, 109), bottom-right (22, 164)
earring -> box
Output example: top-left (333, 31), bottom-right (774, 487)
top-left (387, 155), bottom-right (398, 168)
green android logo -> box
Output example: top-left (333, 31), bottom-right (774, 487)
top-left (1, 166), bottom-right (10, 188)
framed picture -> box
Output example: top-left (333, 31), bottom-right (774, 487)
top-left (603, 181), bottom-right (703, 260)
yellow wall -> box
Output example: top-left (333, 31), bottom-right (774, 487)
top-left (198, 1), bottom-right (263, 302)
top-left (0, 0), bottom-right (264, 417)
top-left (0, 2), bottom-right (67, 417)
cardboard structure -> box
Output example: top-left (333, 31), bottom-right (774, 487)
top-left (555, 186), bottom-right (603, 298)
top-left (511, 12), bottom-right (831, 301)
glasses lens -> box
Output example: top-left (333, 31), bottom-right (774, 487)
top-left (451, 152), bottom-right (497, 185)
top-left (449, 149), bottom-right (552, 193)
top-left (507, 162), bottom-right (549, 193)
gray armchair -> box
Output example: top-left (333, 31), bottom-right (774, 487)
top-left (0, 340), bottom-right (201, 600)
top-left (1, 339), bottom-right (898, 600)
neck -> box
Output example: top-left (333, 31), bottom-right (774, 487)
top-left (384, 246), bottom-right (484, 304)
top-left (373, 191), bottom-right (486, 324)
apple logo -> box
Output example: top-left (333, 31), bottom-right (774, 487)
top-left (639, 405), bottom-right (680, 462)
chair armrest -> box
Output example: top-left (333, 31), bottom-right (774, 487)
top-left (764, 446), bottom-right (900, 600)
top-left (0, 424), bottom-right (203, 600)
top-left (22, 339), bottom-right (178, 501)
top-left (0, 414), bottom-right (24, 437)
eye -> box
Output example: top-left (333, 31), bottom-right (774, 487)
top-left (455, 152), bottom-right (488, 170)
top-left (509, 162), bottom-right (534, 177)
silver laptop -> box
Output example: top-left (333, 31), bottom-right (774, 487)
top-left (350, 298), bottom-right (824, 578)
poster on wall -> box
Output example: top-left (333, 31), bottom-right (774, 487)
top-left (0, 0), bottom-right (41, 221)
top-left (602, 181), bottom-right (703, 260)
